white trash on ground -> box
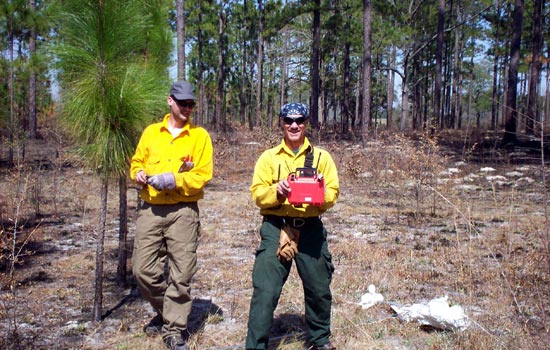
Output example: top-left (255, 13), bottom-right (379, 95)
top-left (389, 296), bottom-right (470, 331)
top-left (359, 284), bottom-right (385, 309)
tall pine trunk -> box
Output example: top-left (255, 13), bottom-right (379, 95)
top-left (117, 176), bottom-right (128, 287)
top-left (240, 0), bottom-right (249, 126)
top-left (434, 0), bottom-right (444, 130)
top-left (176, 0), bottom-right (186, 80)
top-left (387, 45), bottom-right (396, 130)
top-left (93, 179), bottom-right (108, 321)
top-left (197, 0), bottom-right (205, 125)
top-left (280, 27), bottom-right (288, 109)
top-left (310, 0), bottom-right (321, 129)
top-left (255, 0), bottom-right (264, 128)
top-left (29, 0), bottom-right (37, 139)
top-left (361, 0), bottom-right (372, 137)
top-left (216, 5), bottom-right (226, 131)
top-left (8, 19), bottom-right (15, 166)
top-left (502, 0), bottom-right (524, 145)
top-left (400, 53), bottom-right (410, 130)
top-left (342, 40), bottom-right (351, 134)
top-left (525, 0), bottom-right (543, 134)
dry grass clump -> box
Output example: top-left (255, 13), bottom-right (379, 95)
top-left (339, 133), bottom-right (454, 222)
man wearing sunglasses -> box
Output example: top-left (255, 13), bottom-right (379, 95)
top-left (246, 102), bottom-right (340, 350)
top-left (130, 81), bottom-right (213, 350)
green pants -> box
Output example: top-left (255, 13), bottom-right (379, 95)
top-left (246, 216), bottom-right (335, 350)
top-left (132, 201), bottom-right (200, 338)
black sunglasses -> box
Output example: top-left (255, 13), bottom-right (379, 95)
top-left (282, 116), bottom-right (307, 125)
top-left (171, 96), bottom-right (196, 108)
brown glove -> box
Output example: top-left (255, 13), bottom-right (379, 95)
top-left (276, 224), bottom-right (300, 262)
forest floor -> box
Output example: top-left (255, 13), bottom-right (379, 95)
top-left (1, 125), bottom-right (549, 350)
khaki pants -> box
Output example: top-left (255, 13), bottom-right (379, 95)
top-left (132, 201), bottom-right (200, 337)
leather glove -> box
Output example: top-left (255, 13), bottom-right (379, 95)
top-left (179, 155), bottom-right (195, 173)
top-left (147, 172), bottom-right (176, 191)
top-left (276, 224), bottom-right (300, 262)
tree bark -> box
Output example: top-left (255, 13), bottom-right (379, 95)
top-left (176, 0), bottom-right (186, 80)
top-left (545, 46), bottom-right (550, 131)
top-left (342, 38), bottom-right (351, 134)
top-left (280, 27), bottom-right (288, 109)
top-left (361, 0), bottom-right (372, 136)
top-left (117, 176), bottom-right (128, 287)
top-left (29, 0), bottom-right (37, 139)
top-left (525, 0), bottom-right (543, 134)
top-left (502, 0), bottom-right (523, 145)
top-left (491, 54), bottom-right (499, 130)
top-left (197, 0), bottom-right (205, 125)
top-left (216, 4), bottom-right (226, 132)
top-left (255, 0), bottom-right (264, 128)
top-left (434, 0), bottom-right (444, 129)
top-left (93, 179), bottom-right (108, 322)
top-left (8, 15), bottom-right (15, 166)
top-left (240, 0), bottom-right (249, 126)
top-left (387, 45), bottom-right (396, 129)
top-left (466, 55), bottom-right (474, 131)
top-left (451, 1), bottom-right (463, 129)
top-left (310, 0), bottom-right (321, 129)
top-left (399, 49), bottom-right (410, 130)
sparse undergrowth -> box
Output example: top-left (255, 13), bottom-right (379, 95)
top-left (1, 128), bottom-right (549, 350)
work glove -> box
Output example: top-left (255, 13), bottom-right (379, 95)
top-left (147, 172), bottom-right (176, 191)
top-left (179, 155), bottom-right (195, 173)
top-left (276, 224), bottom-right (300, 262)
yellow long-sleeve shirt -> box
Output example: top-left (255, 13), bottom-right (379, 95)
top-left (130, 114), bottom-right (213, 204)
top-left (250, 137), bottom-right (339, 217)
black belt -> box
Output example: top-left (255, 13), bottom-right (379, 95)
top-left (263, 215), bottom-right (320, 228)
top-left (141, 201), bottom-right (197, 209)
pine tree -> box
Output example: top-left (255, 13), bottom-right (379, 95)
top-left (52, 0), bottom-right (171, 321)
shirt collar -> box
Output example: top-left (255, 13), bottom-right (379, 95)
top-left (276, 137), bottom-right (311, 157)
top-left (159, 113), bottom-right (192, 134)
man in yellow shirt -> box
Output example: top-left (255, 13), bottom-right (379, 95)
top-left (130, 81), bottom-right (213, 350)
top-left (246, 103), bottom-right (339, 350)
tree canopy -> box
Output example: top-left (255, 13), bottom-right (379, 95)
top-left (0, 0), bottom-right (548, 145)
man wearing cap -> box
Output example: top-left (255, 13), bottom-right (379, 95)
top-left (130, 81), bottom-right (213, 350)
top-left (245, 103), bottom-right (339, 350)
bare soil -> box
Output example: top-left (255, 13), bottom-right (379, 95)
top-left (1, 128), bottom-right (549, 350)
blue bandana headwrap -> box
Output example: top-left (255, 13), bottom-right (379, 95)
top-left (280, 103), bottom-right (309, 119)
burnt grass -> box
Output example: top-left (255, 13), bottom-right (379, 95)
top-left (1, 128), bottom-right (549, 350)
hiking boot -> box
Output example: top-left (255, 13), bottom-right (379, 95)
top-left (163, 334), bottom-right (189, 350)
top-left (143, 313), bottom-right (163, 336)
top-left (309, 342), bottom-right (336, 350)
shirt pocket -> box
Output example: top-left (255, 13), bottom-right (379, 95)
top-left (146, 157), bottom-right (162, 175)
top-left (272, 162), bottom-right (291, 184)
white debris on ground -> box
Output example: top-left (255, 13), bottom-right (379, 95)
top-left (485, 175), bottom-right (508, 182)
top-left (456, 184), bottom-right (481, 192)
top-left (439, 168), bottom-right (460, 177)
top-left (515, 177), bottom-right (535, 185)
top-left (389, 296), bottom-right (470, 332)
top-left (357, 285), bottom-right (470, 332)
top-left (485, 175), bottom-right (511, 187)
top-left (505, 171), bottom-right (523, 177)
top-left (431, 162), bottom-right (539, 192)
top-left (359, 284), bottom-right (384, 309)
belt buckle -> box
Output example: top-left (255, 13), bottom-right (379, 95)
top-left (292, 218), bottom-right (305, 228)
